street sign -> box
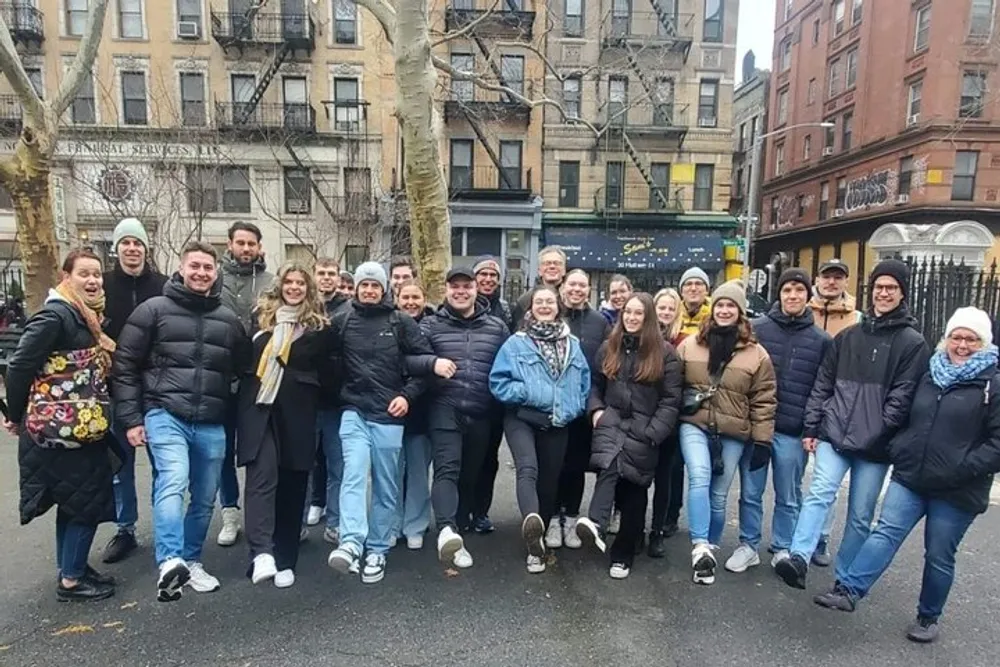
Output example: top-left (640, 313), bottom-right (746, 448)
top-left (749, 268), bottom-right (767, 292)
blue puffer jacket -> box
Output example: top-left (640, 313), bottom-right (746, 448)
top-left (489, 330), bottom-right (590, 428)
top-left (752, 303), bottom-right (831, 437)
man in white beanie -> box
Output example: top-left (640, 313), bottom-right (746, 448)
top-left (101, 217), bottom-right (167, 565)
top-left (678, 266), bottom-right (712, 337)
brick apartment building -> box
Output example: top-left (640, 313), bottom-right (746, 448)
top-left (755, 0), bottom-right (1000, 296)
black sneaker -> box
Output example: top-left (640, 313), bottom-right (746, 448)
top-left (906, 616), bottom-right (940, 643)
top-left (661, 521), bottom-right (679, 539)
top-left (84, 565), bottom-right (116, 586)
top-left (812, 539), bottom-right (832, 567)
top-left (101, 531), bottom-right (138, 564)
top-left (774, 553), bottom-right (808, 590)
top-left (57, 578), bottom-right (115, 602)
top-left (647, 531), bottom-right (666, 559)
top-left (813, 583), bottom-right (856, 612)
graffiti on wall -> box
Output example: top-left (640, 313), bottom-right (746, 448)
top-left (844, 169), bottom-right (898, 212)
top-left (910, 155), bottom-right (929, 195)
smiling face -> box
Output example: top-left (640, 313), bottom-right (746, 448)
top-left (390, 265), bottom-right (414, 294)
top-left (872, 277), bottom-right (903, 316)
top-left (446, 276), bottom-right (477, 315)
top-left (780, 282), bottom-right (809, 317)
top-left (397, 284), bottom-right (426, 318)
top-left (712, 298), bottom-right (740, 327)
top-left (228, 229), bottom-right (261, 265)
top-left (946, 327), bottom-right (984, 365)
top-left (66, 257), bottom-right (104, 301)
top-left (180, 251), bottom-right (218, 295)
top-left (531, 288), bottom-right (560, 322)
top-left (282, 270), bottom-right (307, 307)
top-left (562, 272), bottom-right (590, 309)
top-left (609, 280), bottom-right (632, 310)
top-left (357, 279), bottom-right (383, 305)
top-left (817, 269), bottom-right (848, 300)
top-left (621, 296), bottom-right (645, 334)
top-left (475, 268), bottom-right (500, 296)
top-left (117, 237), bottom-right (146, 274)
top-left (655, 293), bottom-right (678, 327)
top-left (681, 280), bottom-right (708, 310)
top-left (538, 251), bottom-right (567, 286)
top-left (337, 277), bottom-right (354, 297)
top-left (314, 264), bottom-right (339, 296)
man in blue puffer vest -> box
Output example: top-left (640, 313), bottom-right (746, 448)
top-left (746, 268), bottom-right (832, 571)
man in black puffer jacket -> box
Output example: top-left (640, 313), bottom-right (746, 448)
top-left (113, 241), bottom-right (250, 602)
top-left (413, 267), bottom-right (508, 567)
top-left (776, 259), bottom-right (930, 593)
top-left (751, 268), bottom-right (831, 563)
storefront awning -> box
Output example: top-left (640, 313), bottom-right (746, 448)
top-left (543, 227), bottom-right (724, 271)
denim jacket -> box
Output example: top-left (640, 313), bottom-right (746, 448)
top-left (489, 332), bottom-right (591, 428)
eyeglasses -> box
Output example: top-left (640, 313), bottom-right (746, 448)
top-left (948, 334), bottom-right (981, 346)
top-left (477, 271), bottom-right (500, 279)
top-left (872, 284), bottom-right (900, 294)
top-left (541, 260), bottom-right (565, 268)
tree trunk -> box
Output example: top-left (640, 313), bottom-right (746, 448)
top-left (394, 0), bottom-right (451, 304)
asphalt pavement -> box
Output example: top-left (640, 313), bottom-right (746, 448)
top-left (1, 433), bottom-right (999, 667)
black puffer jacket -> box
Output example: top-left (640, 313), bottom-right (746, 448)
top-left (588, 336), bottom-right (683, 486)
top-left (566, 304), bottom-right (611, 372)
top-left (112, 274), bottom-right (251, 428)
top-left (803, 305), bottom-right (930, 462)
top-left (103, 263), bottom-right (168, 342)
top-left (484, 292), bottom-right (514, 332)
top-left (7, 296), bottom-right (121, 526)
top-left (416, 298), bottom-right (509, 418)
top-left (888, 366), bottom-right (1000, 515)
top-left (753, 304), bottom-right (831, 437)
top-left (331, 300), bottom-right (436, 424)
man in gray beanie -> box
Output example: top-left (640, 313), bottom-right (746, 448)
top-left (678, 266), bottom-right (712, 337)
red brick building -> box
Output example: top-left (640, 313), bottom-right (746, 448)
top-left (756, 0), bottom-right (1000, 294)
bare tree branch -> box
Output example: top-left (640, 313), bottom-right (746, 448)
top-left (52, 0), bottom-right (110, 117)
top-left (430, 0), bottom-right (502, 47)
top-left (0, 16), bottom-right (45, 128)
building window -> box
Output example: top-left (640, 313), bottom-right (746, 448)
top-left (693, 164), bottom-right (714, 210)
top-left (610, 0), bottom-right (629, 36)
top-left (852, 0), bottom-right (862, 25)
top-left (72, 75), bottom-right (96, 123)
top-left (650, 162), bottom-right (670, 209)
top-left (25, 68), bottom-right (43, 98)
top-left (733, 167), bottom-right (743, 196)
top-left (334, 78), bottom-right (360, 131)
top-left (698, 80), bottom-right (718, 127)
top-left (774, 143), bottom-right (785, 176)
top-left (558, 161), bottom-right (579, 207)
top-left (824, 122), bottom-right (835, 151)
top-left (899, 155), bottom-right (914, 196)
top-left (605, 161), bottom-right (624, 209)
top-left (807, 78), bottom-right (816, 104)
top-left (180, 72), bottom-right (205, 127)
top-left (66, 0), bottom-right (88, 36)
top-left (841, 112), bottom-right (853, 150)
top-left (960, 71), bottom-right (987, 118)
top-left (564, 0), bottom-right (583, 36)
top-left (812, 18), bottom-right (820, 44)
top-left (222, 167), bottom-right (251, 212)
top-left (914, 5), bottom-right (931, 52)
top-left (500, 55), bottom-right (524, 95)
top-left (449, 139), bottom-right (473, 190)
top-left (797, 194), bottom-right (805, 218)
top-left (819, 181), bottom-right (829, 220)
top-left (952, 151), bottom-right (979, 201)
top-left (703, 0), bottom-right (723, 42)
top-left (282, 76), bottom-right (308, 127)
top-left (846, 48), bottom-right (858, 88)
top-left (186, 166), bottom-right (251, 213)
top-left (450, 54), bottom-right (474, 101)
top-left (499, 141), bottom-right (522, 189)
top-left (335, 0), bottom-right (357, 44)
top-left (119, 0), bottom-right (143, 38)
top-left (770, 196), bottom-right (779, 228)
top-left (835, 176), bottom-right (846, 208)
top-left (608, 76), bottom-right (628, 124)
top-left (832, 0), bottom-right (845, 35)
top-left (562, 76), bottom-right (581, 119)
top-left (284, 167), bottom-right (311, 214)
top-left (466, 229), bottom-right (502, 257)
top-left (121, 71), bottom-right (147, 125)
top-left (780, 38), bottom-right (792, 71)
top-left (231, 73), bottom-right (255, 123)
top-left (828, 58), bottom-right (841, 97)
top-left (344, 245), bottom-right (367, 272)
top-left (777, 89), bottom-right (788, 125)
top-left (653, 78), bottom-right (674, 125)
top-left (177, 0), bottom-right (202, 33)
top-left (738, 123), bottom-right (746, 151)
top-left (970, 0), bottom-right (994, 37)
top-left (803, 134), bottom-right (812, 160)
top-left (907, 79), bottom-right (922, 121)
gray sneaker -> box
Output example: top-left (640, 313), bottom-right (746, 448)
top-left (812, 539), bottom-right (833, 567)
top-left (906, 617), bottom-right (940, 643)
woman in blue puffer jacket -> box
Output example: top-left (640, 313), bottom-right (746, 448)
top-left (489, 284), bottom-right (590, 574)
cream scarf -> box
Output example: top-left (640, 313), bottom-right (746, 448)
top-left (255, 306), bottom-right (304, 405)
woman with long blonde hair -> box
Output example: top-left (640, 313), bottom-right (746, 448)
top-left (654, 288), bottom-right (684, 346)
top-left (237, 262), bottom-right (330, 589)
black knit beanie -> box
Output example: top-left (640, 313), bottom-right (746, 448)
top-left (869, 259), bottom-right (910, 300)
top-left (777, 268), bottom-right (812, 293)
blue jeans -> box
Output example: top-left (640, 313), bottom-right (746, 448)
top-left (839, 480), bottom-right (976, 621)
top-left (679, 423), bottom-right (767, 547)
top-left (56, 512), bottom-right (98, 580)
top-left (395, 433), bottom-right (432, 539)
top-left (789, 440), bottom-right (889, 581)
top-left (338, 410), bottom-right (404, 555)
top-left (145, 408), bottom-right (227, 565)
top-left (112, 431), bottom-right (158, 534)
top-left (318, 409), bottom-right (343, 531)
top-left (218, 397), bottom-right (240, 509)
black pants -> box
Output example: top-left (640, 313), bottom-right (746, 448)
top-left (472, 411), bottom-right (505, 519)
top-left (556, 417), bottom-right (593, 517)
top-left (504, 412), bottom-right (569, 526)
top-left (244, 426), bottom-right (310, 572)
top-left (588, 463), bottom-right (648, 567)
top-left (309, 444), bottom-right (327, 508)
top-left (650, 432), bottom-right (683, 531)
top-left (430, 405), bottom-right (493, 531)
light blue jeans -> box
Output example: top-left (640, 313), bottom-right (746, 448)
top-left (144, 408), bottom-right (226, 565)
top-left (789, 440), bottom-right (889, 581)
top-left (318, 409), bottom-right (343, 531)
top-left (338, 410), bottom-right (404, 555)
top-left (678, 423), bottom-right (768, 547)
top-left (839, 480), bottom-right (976, 621)
top-left (394, 433), bottom-right (433, 540)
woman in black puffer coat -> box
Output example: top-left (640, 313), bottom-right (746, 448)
top-left (575, 293), bottom-right (682, 579)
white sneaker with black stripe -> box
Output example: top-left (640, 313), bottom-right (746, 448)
top-left (156, 557), bottom-right (189, 603)
top-left (692, 544), bottom-right (717, 585)
top-left (361, 553), bottom-right (386, 584)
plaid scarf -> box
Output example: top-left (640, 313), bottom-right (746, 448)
top-left (255, 306), bottom-right (304, 405)
top-left (525, 316), bottom-right (570, 378)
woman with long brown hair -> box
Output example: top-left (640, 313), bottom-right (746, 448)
top-left (238, 262), bottom-right (330, 589)
top-left (575, 293), bottom-right (682, 579)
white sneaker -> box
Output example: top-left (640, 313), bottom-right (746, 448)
top-left (725, 543), bottom-right (761, 573)
top-left (544, 517), bottom-right (563, 549)
top-left (323, 527), bottom-right (339, 545)
top-left (186, 562), bottom-right (221, 593)
top-left (406, 535), bottom-right (424, 550)
top-left (526, 555), bottom-right (546, 574)
top-left (361, 553), bottom-right (386, 584)
top-left (251, 554), bottom-right (277, 584)
top-left (770, 549), bottom-right (791, 568)
top-left (328, 545), bottom-right (360, 575)
top-left (306, 505), bottom-right (324, 526)
top-left (692, 544), bottom-right (717, 585)
top-left (562, 517), bottom-right (582, 549)
top-left (574, 517), bottom-right (606, 553)
top-left (453, 547), bottom-right (474, 569)
top-left (608, 510), bottom-right (621, 535)
top-left (274, 569), bottom-right (295, 589)
top-left (156, 557), bottom-right (189, 603)
top-left (609, 562), bottom-right (630, 579)
top-left (217, 507), bottom-right (241, 547)
top-left (437, 526), bottom-right (464, 565)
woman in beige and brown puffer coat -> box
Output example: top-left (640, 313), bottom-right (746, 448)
top-left (676, 279), bottom-right (776, 586)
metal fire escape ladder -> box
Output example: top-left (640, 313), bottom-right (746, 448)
top-left (470, 34), bottom-right (515, 103)
top-left (621, 131), bottom-right (670, 209)
top-left (285, 141), bottom-right (340, 224)
top-left (621, 39), bottom-right (664, 112)
top-left (237, 41), bottom-right (293, 125)
top-left (459, 107), bottom-right (515, 189)
top-left (646, 0), bottom-right (677, 37)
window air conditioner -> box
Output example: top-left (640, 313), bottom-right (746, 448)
top-left (906, 113), bottom-right (920, 127)
top-left (698, 116), bottom-right (716, 127)
top-left (833, 208), bottom-right (845, 217)
top-left (178, 21), bottom-right (201, 39)
top-left (822, 146), bottom-right (834, 156)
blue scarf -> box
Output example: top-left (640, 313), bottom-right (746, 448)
top-left (929, 345), bottom-right (999, 389)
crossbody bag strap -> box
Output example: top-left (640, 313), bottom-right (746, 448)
top-left (706, 354), bottom-right (734, 433)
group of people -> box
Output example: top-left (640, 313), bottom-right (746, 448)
top-left (7, 220), bottom-right (1000, 645)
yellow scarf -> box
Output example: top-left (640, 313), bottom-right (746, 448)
top-left (255, 306), bottom-right (302, 405)
top-left (55, 280), bottom-right (116, 360)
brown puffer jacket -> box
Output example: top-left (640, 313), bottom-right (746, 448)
top-left (809, 292), bottom-right (861, 337)
top-left (677, 335), bottom-right (777, 445)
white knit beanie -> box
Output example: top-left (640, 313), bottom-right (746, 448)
top-left (945, 306), bottom-right (993, 346)
top-left (679, 266), bottom-right (711, 289)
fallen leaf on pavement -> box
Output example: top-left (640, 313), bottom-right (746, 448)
top-left (0, 645), bottom-right (11, 651)
top-left (120, 602), bottom-right (138, 610)
top-left (52, 624), bottom-right (94, 637)
top-left (444, 568), bottom-right (459, 578)
top-left (102, 622), bottom-right (124, 629)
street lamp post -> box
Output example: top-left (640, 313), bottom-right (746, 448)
top-left (743, 121), bottom-right (836, 282)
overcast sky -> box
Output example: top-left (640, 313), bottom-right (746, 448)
top-left (736, 0), bottom-right (776, 82)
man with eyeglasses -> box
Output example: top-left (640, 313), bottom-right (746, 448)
top-left (512, 246), bottom-right (567, 326)
top-left (775, 259), bottom-right (930, 596)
